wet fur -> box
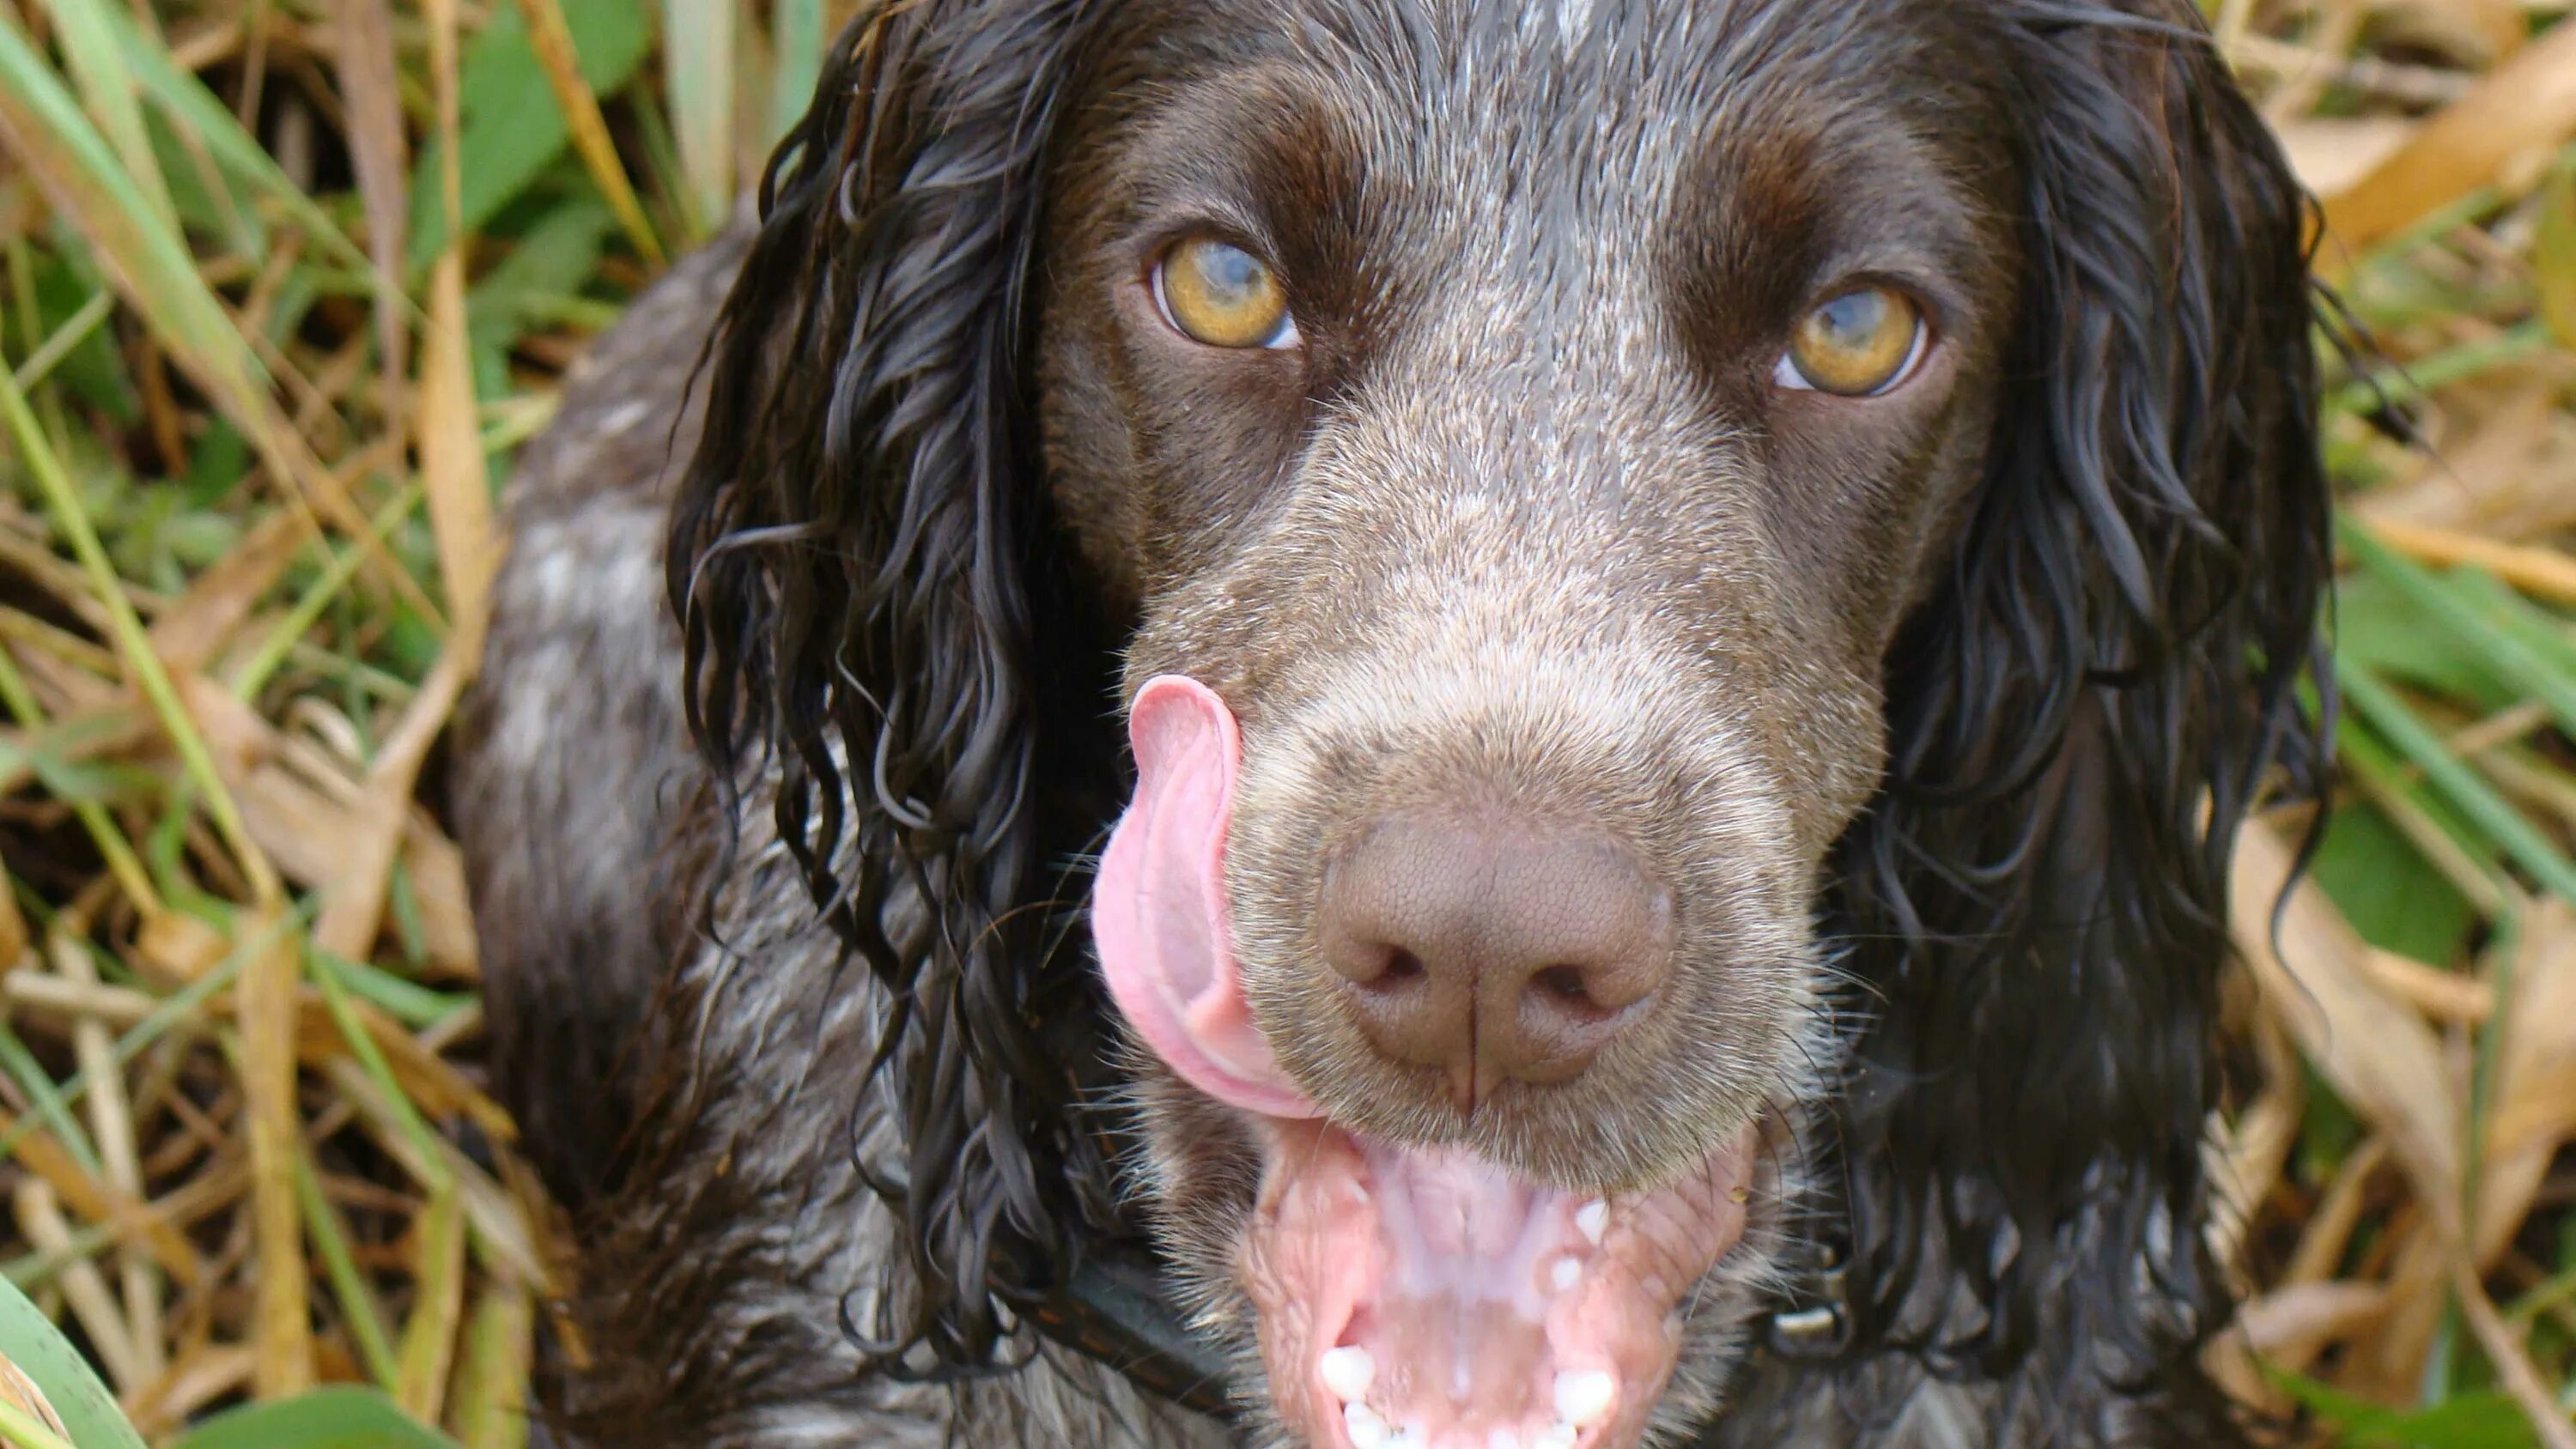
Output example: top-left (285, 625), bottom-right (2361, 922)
top-left (453, 1), bottom-right (2328, 1444)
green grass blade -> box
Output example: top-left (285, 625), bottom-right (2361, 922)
top-left (306, 951), bottom-right (451, 1191)
top-left (2447, 568), bottom-right (2576, 685)
top-left (100, 3), bottom-right (383, 282)
top-left (0, 627), bottom-right (157, 913)
top-left (664, 0), bottom-right (734, 235)
top-left (10, 288), bottom-right (114, 391)
top-left (310, 949), bottom-right (476, 1032)
top-left (406, 0), bottom-right (655, 276)
top-left (2339, 664), bottom-right (2576, 910)
top-left (3, 1220), bottom-right (112, 1294)
top-left (2343, 520), bottom-right (2576, 739)
top-left (0, 1276), bottom-right (147, 1449)
top-left (2330, 319), bottom-right (2553, 415)
top-left (0, 941), bottom-right (248, 1162)
top-left (0, 18), bottom-right (289, 471)
top-left (0, 1400), bottom-right (74, 1449)
top-left (28, 0), bottom-right (177, 233)
top-left (0, 1025), bottom-right (100, 1178)
top-left (770, 0), bottom-right (823, 146)
top-left (169, 1387), bottom-right (464, 1449)
top-left (0, 332), bottom-right (283, 906)
top-left (293, 1149), bottom-right (400, 1391)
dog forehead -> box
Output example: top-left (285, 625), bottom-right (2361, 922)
top-left (1143, 0), bottom-right (1973, 132)
top-left (1118, 0), bottom-right (1999, 274)
top-left (1191, 0), bottom-right (1971, 113)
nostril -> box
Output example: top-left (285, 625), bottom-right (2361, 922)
top-left (1528, 963), bottom-right (1631, 1026)
top-left (1332, 942), bottom-right (1428, 992)
top-left (1533, 964), bottom-right (1592, 1007)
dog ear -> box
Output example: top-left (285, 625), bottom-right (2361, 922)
top-left (665, 1), bottom-right (1111, 1374)
top-left (1829, 1), bottom-right (2329, 1427)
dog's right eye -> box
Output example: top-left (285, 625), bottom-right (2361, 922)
top-left (1777, 285), bottom-right (1926, 397)
top-left (1154, 238), bottom-right (1301, 350)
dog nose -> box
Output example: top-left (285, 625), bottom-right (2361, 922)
top-left (1317, 813), bottom-right (1674, 1111)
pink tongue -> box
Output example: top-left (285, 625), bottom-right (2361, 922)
top-left (1095, 676), bottom-right (1318, 1119)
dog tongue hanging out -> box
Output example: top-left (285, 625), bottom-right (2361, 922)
top-left (1097, 678), bottom-right (1757, 1449)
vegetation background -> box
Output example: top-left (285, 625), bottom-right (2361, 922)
top-left (0, 0), bottom-right (2573, 1445)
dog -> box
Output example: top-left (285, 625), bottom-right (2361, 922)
top-left (451, 1), bottom-right (2330, 1444)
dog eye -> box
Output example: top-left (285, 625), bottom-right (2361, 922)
top-left (1155, 237), bottom-right (1301, 350)
top-left (1776, 286), bottom-right (1925, 397)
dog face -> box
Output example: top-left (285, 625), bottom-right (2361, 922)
top-left (667, 1), bottom-right (2327, 1444)
top-left (1045, 9), bottom-right (2016, 1440)
top-left (1053, 0), bottom-right (2021, 1149)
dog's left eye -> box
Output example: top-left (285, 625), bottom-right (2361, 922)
top-left (1155, 238), bottom-right (1302, 350)
top-left (1775, 285), bottom-right (1926, 397)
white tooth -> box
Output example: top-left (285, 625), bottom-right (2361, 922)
top-left (1575, 1199), bottom-right (1607, 1245)
top-left (1534, 1425), bottom-right (1577, 1449)
top-left (1321, 1345), bottom-right (1376, 1402)
top-left (1488, 1431), bottom-right (1525, 1449)
top-left (1345, 1401), bottom-right (1390, 1448)
top-left (1551, 1256), bottom-right (1582, 1292)
top-left (1351, 1181), bottom-right (1373, 1205)
top-left (1554, 1370), bottom-right (1615, 1426)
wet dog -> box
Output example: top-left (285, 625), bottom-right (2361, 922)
top-left (453, 2), bottom-right (2329, 1443)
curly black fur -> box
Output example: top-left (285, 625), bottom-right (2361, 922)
top-left (665, 0), bottom-right (1128, 1373)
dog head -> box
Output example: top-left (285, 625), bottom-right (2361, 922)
top-left (669, 3), bottom-right (2328, 1443)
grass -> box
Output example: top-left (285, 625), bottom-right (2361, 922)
top-left (0, 0), bottom-right (2567, 1444)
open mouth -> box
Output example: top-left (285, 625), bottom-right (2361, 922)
top-left (1244, 1119), bottom-right (1754, 1449)
top-left (1096, 676), bottom-right (1758, 1448)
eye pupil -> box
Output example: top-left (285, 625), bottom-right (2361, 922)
top-left (1202, 246), bottom-right (1261, 300)
top-left (1815, 291), bottom-right (1886, 348)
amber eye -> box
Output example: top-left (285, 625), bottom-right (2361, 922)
top-left (1777, 286), bottom-right (1925, 397)
top-left (1155, 237), bottom-right (1299, 349)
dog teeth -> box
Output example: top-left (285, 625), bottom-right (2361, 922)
top-left (1344, 1401), bottom-right (1390, 1448)
top-left (1574, 1199), bottom-right (1607, 1245)
top-left (1553, 1370), bottom-right (1615, 1426)
top-left (1533, 1425), bottom-right (1577, 1449)
top-left (1551, 1255), bottom-right (1583, 1292)
top-left (1487, 1430), bottom-right (1525, 1449)
top-left (1321, 1345), bottom-right (1376, 1402)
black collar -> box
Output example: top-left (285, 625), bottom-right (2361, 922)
top-left (1033, 1243), bottom-right (1239, 1417)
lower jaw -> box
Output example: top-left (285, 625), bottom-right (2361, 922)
top-left (1237, 1118), bottom-right (1759, 1449)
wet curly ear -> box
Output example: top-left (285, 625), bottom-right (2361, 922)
top-left (664, 0), bottom-right (1112, 1375)
top-left (1095, 677), bottom-right (1320, 1119)
top-left (1827, 0), bottom-right (2329, 1426)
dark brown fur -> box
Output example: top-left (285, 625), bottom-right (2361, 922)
top-left (453, 2), bottom-right (2329, 1443)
